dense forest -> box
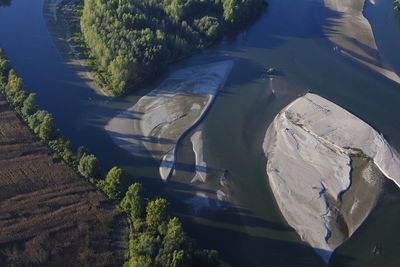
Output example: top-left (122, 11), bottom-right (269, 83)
top-left (0, 48), bottom-right (223, 266)
top-left (80, 0), bottom-right (266, 94)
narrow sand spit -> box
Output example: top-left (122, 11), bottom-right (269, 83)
top-left (105, 61), bottom-right (233, 182)
top-left (323, 0), bottom-right (400, 84)
top-left (190, 130), bottom-right (207, 183)
top-left (43, 0), bottom-right (111, 97)
top-left (263, 93), bottom-right (400, 262)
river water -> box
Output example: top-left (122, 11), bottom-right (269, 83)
top-left (1, 0), bottom-right (400, 266)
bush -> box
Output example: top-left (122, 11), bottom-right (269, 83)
top-left (121, 183), bottom-right (146, 220)
top-left (78, 154), bottom-right (101, 179)
top-left (103, 166), bottom-right (127, 201)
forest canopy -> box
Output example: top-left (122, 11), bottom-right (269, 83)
top-left (80, 0), bottom-right (265, 94)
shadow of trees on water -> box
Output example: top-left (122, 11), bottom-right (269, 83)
top-left (0, 0), bottom-right (11, 7)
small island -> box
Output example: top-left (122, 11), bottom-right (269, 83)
top-left (74, 0), bottom-right (265, 94)
top-left (263, 93), bottom-right (400, 262)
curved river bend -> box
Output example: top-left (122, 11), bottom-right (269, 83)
top-left (1, 0), bottom-right (400, 266)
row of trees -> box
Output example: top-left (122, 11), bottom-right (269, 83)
top-left (0, 48), bottom-right (224, 266)
top-left (79, 0), bottom-right (266, 94)
top-left (0, 49), bottom-right (75, 165)
top-left (76, 145), bottom-right (223, 266)
top-left (120, 184), bottom-right (222, 267)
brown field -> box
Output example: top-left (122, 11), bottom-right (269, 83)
top-left (0, 95), bottom-right (123, 266)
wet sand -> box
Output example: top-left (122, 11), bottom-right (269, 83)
top-left (105, 61), bottom-right (233, 182)
top-left (43, 0), bottom-right (111, 97)
top-left (263, 93), bottom-right (400, 262)
top-left (323, 0), bottom-right (400, 84)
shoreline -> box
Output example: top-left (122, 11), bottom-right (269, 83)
top-left (42, 0), bottom-right (112, 97)
top-left (323, 0), bottom-right (400, 84)
top-left (190, 130), bottom-right (207, 183)
top-left (105, 61), bottom-right (233, 183)
top-left (263, 93), bottom-right (400, 262)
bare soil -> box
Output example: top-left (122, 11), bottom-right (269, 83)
top-left (0, 95), bottom-right (122, 266)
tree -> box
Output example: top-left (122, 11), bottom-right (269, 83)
top-left (78, 154), bottom-right (101, 179)
top-left (39, 113), bottom-right (57, 140)
top-left (193, 249), bottom-right (221, 267)
top-left (77, 145), bottom-right (90, 161)
top-left (22, 93), bottom-right (37, 117)
top-left (155, 217), bottom-right (190, 267)
top-left (121, 183), bottom-right (146, 220)
top-left (146, 198), bottom-right (169, 231)
top-left (104, 166), bottom-right (127, 201)
top-left (80, 0), bottom-right (264, 94)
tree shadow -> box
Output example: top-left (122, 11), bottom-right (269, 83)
top-left (0, 0), bottom-right (11, 7)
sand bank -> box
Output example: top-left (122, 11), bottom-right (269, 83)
top-left (263, 93), bottom-right (400, 262)
top-left (323, 0), bottom-right (400, 84)
top-left (190, 130), bottom-right (207, 183)
top-left (105, 61), bottom-right (233, 182)
top-left (43, 0), bottom-right (111, 97)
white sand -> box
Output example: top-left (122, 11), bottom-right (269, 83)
top-left (190, 131), bottom-right (207, 183)
top-left (263, 93), bottom-right (400, 262)
top-left (105, 61), bottom-right (233, 182)
top-left (324, 0), bottom-right (400, 84)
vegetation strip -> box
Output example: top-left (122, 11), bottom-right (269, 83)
top-left (0, 48), bottom-right (224, 266)
top-left (58, 0), bottom-right (265, 95)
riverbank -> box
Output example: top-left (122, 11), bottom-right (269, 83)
top-left (42, 0), bottom-right (112, 97)
top-left (323, 0), bottom-right (400, 84)
top-left (263, 93), bottom-right (400, 262)
top-left (105, 60), bottom-right (233, 182)
top-left (0, 94), bottom-right (122, 266)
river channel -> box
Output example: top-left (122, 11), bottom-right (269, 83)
top-left (1, 0), bottom-right (400, 266)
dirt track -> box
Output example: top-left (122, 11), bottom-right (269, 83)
top-left (0, 95), bottom-right (122, 266)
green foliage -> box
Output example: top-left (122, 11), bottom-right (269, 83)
top-left (266, 67), bottom-right (276, 75)
top-left (146, 198), bottom-right (169, 231)
top-left (103, 166), bottom-right (127, 201)
top-left (80, 0), bottom-right (264, 94)
top-left (154, 217), bottom-right (190, 266)
top-left (22, 93), bottom-right (37, 117)
top-left (78, 154), bottom-right (102, 179)
top-left (0, 47), bottom-right (225, 267)
top-left (121, 183), bottom-right (146, 220)
top-left (122, 188), bottom-right (226, 266)
top-left (28, 110), bottom-right (48, 134)
top-left (77, 145), bottom-right (90, 161)
top-left (395, 0), bottom-right (400, 11)
top-left (39, 114), bottom-right (57, 140)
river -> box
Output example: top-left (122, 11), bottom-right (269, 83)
top-left (1, 0), bottom-right (400, 266)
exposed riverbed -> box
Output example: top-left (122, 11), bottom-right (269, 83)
top-left (1, 0), bottom-right (400, 266)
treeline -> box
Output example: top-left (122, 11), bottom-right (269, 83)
top-left (0, 48), bottom-right (224, 267)
top-left (80, 0), bottom-right (266, 94)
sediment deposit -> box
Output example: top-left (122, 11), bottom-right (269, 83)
top-left (323, 0), bottom-right (400, 83)
top-left (263, 93), bottom-right (399, 262)
top-left (105, 61), bottom-right (233, 182)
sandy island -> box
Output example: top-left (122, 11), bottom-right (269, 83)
top-left (263, 93), bottom-right (400, 262)
top-left (105, 61), bottom-right (233, 182)
top-left (323, 0), bottom-right (400, 84)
